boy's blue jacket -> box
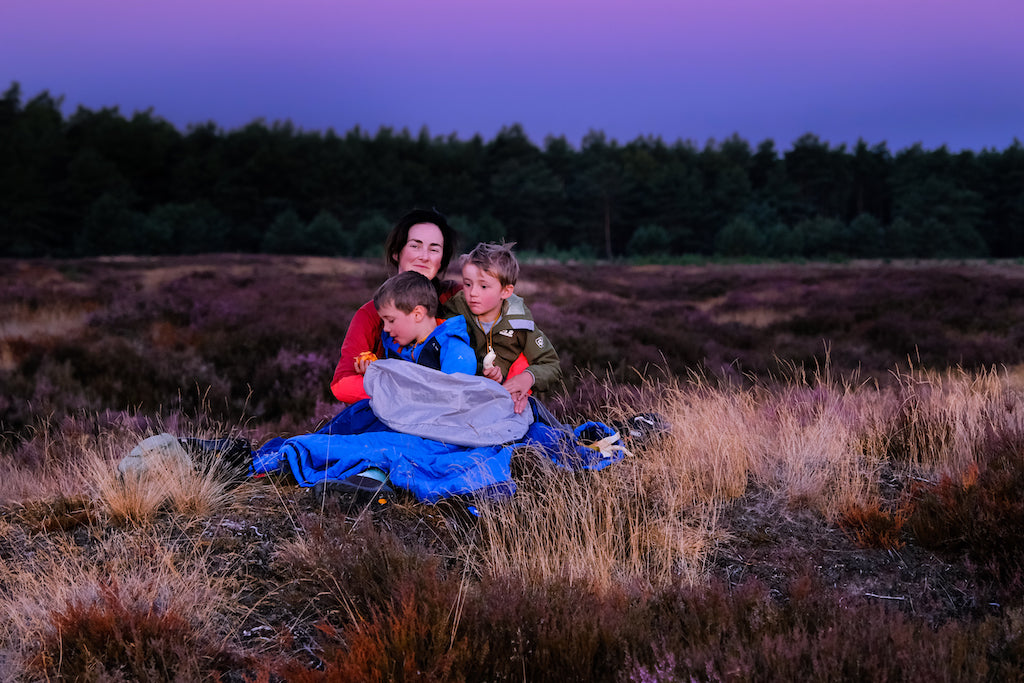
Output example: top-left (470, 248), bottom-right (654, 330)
top-left (251, 361), bottom-right (626, 502)
top-left (380, 314), bottom-right (476, 375)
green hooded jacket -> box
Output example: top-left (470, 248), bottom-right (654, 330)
top-left (443, 291), bottom-right (562, 393)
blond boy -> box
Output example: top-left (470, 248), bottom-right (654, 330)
top-left (443, 242), bottom-right (561, 412)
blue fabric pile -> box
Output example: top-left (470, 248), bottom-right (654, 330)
top-left (251, 397), bottom-right (625, 503)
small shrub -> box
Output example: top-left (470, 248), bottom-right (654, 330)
top-left (27, 581), bottom-right (236, 681)
top-left (837, 501), bottom-right (906, 549)
top-left (907, 430), bottom-right (1024, 583)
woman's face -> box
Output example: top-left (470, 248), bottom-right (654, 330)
top-left (396, 222), bottom-right (445, 280)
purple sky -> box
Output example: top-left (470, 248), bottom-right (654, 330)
top-left (3, 0), bottom-right (1022, 152)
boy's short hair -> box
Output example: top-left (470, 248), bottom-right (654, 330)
top-left (373, 271), bottom-right (439, 316)
top-left (460, 242), bottom-right (519, 287)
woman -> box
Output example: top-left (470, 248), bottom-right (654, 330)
top-left (330, 209), bottom-right (459, 403)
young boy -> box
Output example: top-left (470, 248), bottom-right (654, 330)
top-left (443, 242), bottom-right (561, 412)
top-left (344, 270), bottom-right (476, 500)
top-left (357, 270), bottom-right (476, 376)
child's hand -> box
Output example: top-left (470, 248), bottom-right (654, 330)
top-left (353, 351), bottom-right (377, 375)
top-left (502, 372), bottom-right (534, 414)
top-left (482, 348), bottom-right (500, 382)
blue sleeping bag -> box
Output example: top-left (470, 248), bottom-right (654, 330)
top-left (251, 361), bottom-right (626, 502)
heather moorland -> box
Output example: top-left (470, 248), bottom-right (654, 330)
top-left (2, 256), bottom-right (1024, 681)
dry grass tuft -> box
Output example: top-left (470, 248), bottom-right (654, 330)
top-left (885, 364), bottom-right (1023, 478)
top-left (91, 444), bottom-right (239, 526)
top-left (641, 376), bottom-right (753, 507)
top-left (474, 375), bottom-right (739, 589)
top-left (752, 384), bottom-right (881, 519)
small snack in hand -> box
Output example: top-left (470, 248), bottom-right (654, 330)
top-left (357, 351), bottom-right (378, 363)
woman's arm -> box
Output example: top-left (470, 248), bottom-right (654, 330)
top-left (330, 300), bottom-right (382, 402)
top-left (518, 325), bottom-right (561, 392)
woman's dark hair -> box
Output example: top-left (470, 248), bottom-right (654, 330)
top-left (383, 208), bottom-right (457, 277)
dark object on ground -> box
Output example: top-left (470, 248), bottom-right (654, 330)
top-left (179, 437), bottom-right (253, 486)
top-left (311, 474), bottom-right (394, 510)
top-left (433, 495), bottom-right (482, 524)
top-left (612, 412), bottom-right (672, 443)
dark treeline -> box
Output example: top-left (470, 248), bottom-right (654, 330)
top-left (3, 82), bottom-right (1023, 260)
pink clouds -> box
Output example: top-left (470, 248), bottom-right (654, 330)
top-left (1, 0), bottom-right (1021, 150)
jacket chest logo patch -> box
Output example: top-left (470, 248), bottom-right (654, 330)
top-left (498, 329), bottom-right (515, 337)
